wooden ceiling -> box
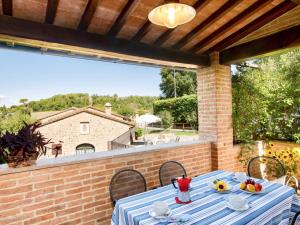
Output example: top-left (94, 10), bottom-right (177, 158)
top-left (0, 0), bottom-right (299, 68)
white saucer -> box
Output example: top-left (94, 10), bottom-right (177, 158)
top-left (225, 201), bottom-right (249, 211)
top-left (149, 208), bottom-right (172, 219)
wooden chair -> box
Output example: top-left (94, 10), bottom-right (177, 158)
top-left (109, 169), bottom-right (147, 206)
top-left (159, 161), bottom-right (187, 186)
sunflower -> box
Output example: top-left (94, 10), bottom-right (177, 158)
top-left (282, 153), bottom-right (289, 162)
top-left (215, 180), bottom-right (228, 192)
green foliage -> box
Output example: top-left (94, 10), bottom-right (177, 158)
top-left (233, 49), bottom-right (300, 143)
top-left (135, 128), bottom-right (143, 139)
top-left (153, 95), bottom-right (197, 124)
top-left (159, 68), bottom-right (197, 98)
top-left (24, 93), bottom-right (157, 117)
top-left (28, 93), bottom-right (90, 111)
top-left (157, 111), bottom-right (174, 127)
top-left (0, 110), bottom-right (33, 135)
top-left (185, 110), bottom-right (198, 130)
top-left (91, 95), bottom-right (157, 116)
top-left (19, 98), bottom-right (28, 105)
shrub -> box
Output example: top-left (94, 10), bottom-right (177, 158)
top-left (153, 95), bottom-right (197, 124)
top-left (158, 111), bottom-right (174, 127)
top-left (0, 122), bottom-right (53, 167)
top-left (135, 128), bottom-right (143, 139)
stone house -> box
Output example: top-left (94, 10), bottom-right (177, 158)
top-left (32, 105), bottom-right (135, 158)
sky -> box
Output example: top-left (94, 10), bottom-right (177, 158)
top-left (0, 49), bottom-right (161, 106)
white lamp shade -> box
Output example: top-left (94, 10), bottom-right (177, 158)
top-left (148, 3), bottom-right (196, 29)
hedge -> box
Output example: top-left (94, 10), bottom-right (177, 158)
top-left (153, 95), bottom-right (197, 123)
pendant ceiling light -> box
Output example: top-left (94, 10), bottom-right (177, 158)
top-left (148, 0), bottom-right (196, 29)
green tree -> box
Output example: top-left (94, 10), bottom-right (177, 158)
top-left (158, 111), bottom-right (174, 127)
top-left (233, 49), bottom-right (300, 143)
top-left (24, 94), bottom-right (157, 117)
top-left (0, 111), bottom-right (33, 135)
top-left (19, 98), bottom-right (28, 105)
top-left (153, 94), bottom-right (197, 124)
top-left (159, 68), bottom-right (197, 98)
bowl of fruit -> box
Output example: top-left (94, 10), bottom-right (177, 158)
top-left (210, 179), bottom-right (231, 193)
top-left (240, 179), bottom-right (263, 194)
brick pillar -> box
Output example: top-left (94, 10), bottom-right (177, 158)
top-left (197, 52), bottom-right (234, 171)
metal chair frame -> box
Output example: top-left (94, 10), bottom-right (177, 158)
top-left (159, 160), bottom-right (187, 187)
top-left (247, 156), bottom-right (286, 177)
top-left (109, 169), bottom-right (147, 206)
top-left (247, 156), bottom-right (298, 192)
top-left (291, 211), bottom-right (300, 225)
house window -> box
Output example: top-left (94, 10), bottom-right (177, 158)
top-left (76, 144), bottom-right (95, 155)
top-left (80, 122), bottom-right (90, 134)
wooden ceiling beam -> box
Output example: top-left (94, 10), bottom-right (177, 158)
top-left (107, 0), bottom-right (138, 37)
top-left (0, 15), bottom-right (210, 66)
top-left (291, 0), bottom-right (300, 4)
top-left (206, 1), bottom-right (297, 53)
top-left (45, 0), bottom-right (59, 24)
top-left (153, 0), bottom-right (210, 46)
top-left (2, 0), bottom-right (12, 16)
top-left (131, 1), bottom-right (165, 42)
top-left (172, 0), bottom-right (242, 50)
top-left (189, 0), bottom-right (273, 53)
top-left (220, 25), bottom-right (300, 64)
top-left (78, 0), bottom-right (99, 31)
top-left (131, 21), bottom-right (151, 42)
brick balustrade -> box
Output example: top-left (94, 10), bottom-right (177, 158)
top-left (0, 141), bottom-right (213, 225)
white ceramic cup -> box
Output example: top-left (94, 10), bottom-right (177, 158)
top-left (152, 201), bottom-right (169, 216)
top-left (228, 195), bottom-right (247, 209)
top-left (235, 172), bottom-right (247, 182)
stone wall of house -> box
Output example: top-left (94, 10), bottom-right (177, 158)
top-left (0, 141), bottom-right (212, 225)
top-left (38, 112), bottom-right (132, 158)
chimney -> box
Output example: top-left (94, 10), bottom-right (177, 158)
top-left (104, 102), bottom-right (112, 115)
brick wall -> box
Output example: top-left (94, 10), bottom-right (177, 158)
top-left (197, 52), bottom-right (234, 171)
top-left (0, 141), bottom-right (212, 225)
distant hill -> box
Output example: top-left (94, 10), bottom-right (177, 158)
top-left (27, 93), bottom-right (158, 117)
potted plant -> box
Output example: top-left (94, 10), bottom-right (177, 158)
top-left (0, 122), bottom-right (53, 168)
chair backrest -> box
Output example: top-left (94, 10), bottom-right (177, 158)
top-left (109, 169), bottom-right (147, 205)
top-left (159, 161), bottom-right (187, 186)
top-left (247, 156), bottom-right (286, 181)
top-left (291, 211), bottom-right (300, 225)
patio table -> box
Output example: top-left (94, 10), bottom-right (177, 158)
top-left (111, 170), bottom-right (296, 225)
top-left (291, 194), bottom-right (300, 224)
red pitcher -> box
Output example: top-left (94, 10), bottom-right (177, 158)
top-left (172, 175), bottom-right (192, 204)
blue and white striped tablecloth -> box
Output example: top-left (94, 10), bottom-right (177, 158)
top-left (111, 170), bottom-right (297, 225)
top-left (291, 194), bottom-right (300, 224)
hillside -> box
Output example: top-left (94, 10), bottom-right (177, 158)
top-left (27, 93), bottom-right (158, 116)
